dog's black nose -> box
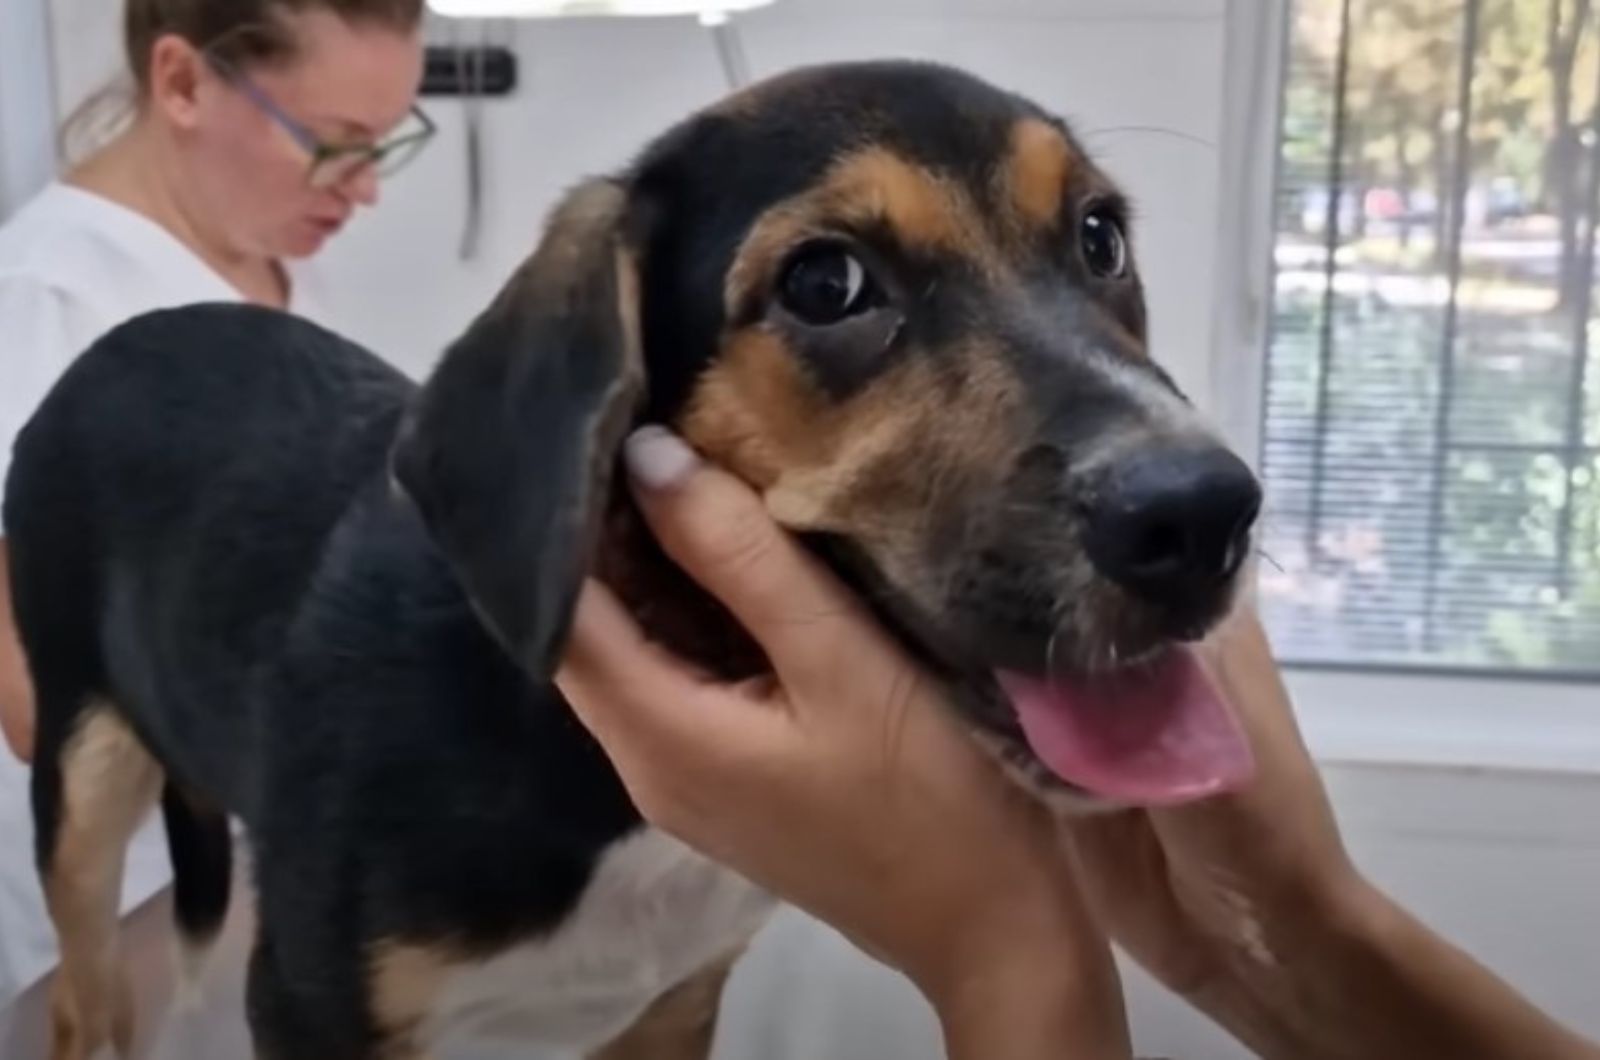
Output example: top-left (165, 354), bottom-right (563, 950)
top-left (1084, 446), bottom-right (1262, 602)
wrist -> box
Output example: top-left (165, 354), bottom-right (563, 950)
top-left (1194, 875), bottom-right (1597, 1060)
top-left (914, 871), bottom-right (1131, 1060)
top-left (1182, 867), bottom-right (1385, 1060)
top-left (929, 939), bottom-right (1130, 1060)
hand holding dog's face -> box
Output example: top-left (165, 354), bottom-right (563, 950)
top-left (554, 429), bottom-right (1133, 1043)
top-left (395, 61), bottom-right (1262, 811)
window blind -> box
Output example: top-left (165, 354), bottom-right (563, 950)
top-left (1260, 0), bottom-right (1600, 674)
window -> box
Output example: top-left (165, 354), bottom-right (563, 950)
top-left (1260, 0), bottom-right (1600, 676)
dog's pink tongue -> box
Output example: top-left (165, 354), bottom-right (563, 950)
top-left (998, 649), bottom-right (1254, 806)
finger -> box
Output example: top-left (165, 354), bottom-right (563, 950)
top-left (622, 426), bottom-right (894, 692)
top-left (555, 580), bottom-right (777, 761)
top-left (1200, 608), bottom-right (1311, 752)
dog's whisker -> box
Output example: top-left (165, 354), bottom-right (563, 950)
top-left (1082, 124), bottom-right (1218, 154)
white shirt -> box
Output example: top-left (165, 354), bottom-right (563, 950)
top-left (0, 182), bottom-right (333, 1004)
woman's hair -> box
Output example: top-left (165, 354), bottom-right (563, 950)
top-left (124, 0), bottom-right (424, 90)
top-left (62, 0), bottom-right (424, 162)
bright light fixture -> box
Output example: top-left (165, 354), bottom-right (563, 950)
top-left (427, 0), bottom-right (772, 17)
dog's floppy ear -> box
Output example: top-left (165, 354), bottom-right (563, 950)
top-left (391, 179), bottom-right (645, 677)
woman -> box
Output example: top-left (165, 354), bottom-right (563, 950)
top-left (558, 425), bottom-right (1600, 1060)
top-left (0, 0), bottom-right (430, 1009)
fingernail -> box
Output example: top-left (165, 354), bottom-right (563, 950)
top-left (624, 426), bottom-right (699, 491)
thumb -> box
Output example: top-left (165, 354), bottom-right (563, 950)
top-left (621, 426), bottom-right (880, 690)
top-left (556, 580), bottom-right (778, 777)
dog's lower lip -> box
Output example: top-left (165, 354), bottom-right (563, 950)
top-left (963, 680), bottom-right (1084, 790)
top-left (980, 724), bottom-right (1088, 795)
top-left (1010, 744), bottom-right (1081, 790)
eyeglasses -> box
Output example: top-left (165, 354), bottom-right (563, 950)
top-left (206, 53), bottom-right (436, 189)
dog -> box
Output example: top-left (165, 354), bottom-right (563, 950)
top-left (4, 59), bottom-right (1261, 1059)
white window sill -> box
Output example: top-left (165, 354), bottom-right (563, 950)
top-left (1287, 666), bottom-right (1600, 776)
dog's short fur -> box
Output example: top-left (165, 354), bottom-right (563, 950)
top-left (4, 61), bottom-right (1260, 1059)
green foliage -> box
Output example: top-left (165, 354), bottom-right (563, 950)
top-left (1265, 0), bottom-right (1600, 673)
top-left (1288, 0), bottom-right (1597, 202)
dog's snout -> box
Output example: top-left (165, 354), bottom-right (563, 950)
top-left (1084, 446), bottom-right (1261, 603)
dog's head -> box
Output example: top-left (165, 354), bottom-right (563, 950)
top-left (393, 61), bottom-right (1261, 810)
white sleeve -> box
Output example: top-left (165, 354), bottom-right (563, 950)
top-left (0, 277), bottom-right (107, 535)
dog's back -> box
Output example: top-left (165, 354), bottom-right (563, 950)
top-left (6, 303), bottom-right (412, 815)
top-left (5, 302), bottom-right (710, 1058)
top-left (4, 305), bottom-right (421, 1049)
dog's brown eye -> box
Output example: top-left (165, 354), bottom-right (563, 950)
top-left (780, 244), bottom-right (879, 325)
top-left (1081, 209), bottom-right (1128, 279)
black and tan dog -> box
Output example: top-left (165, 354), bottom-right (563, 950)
top-left (4, 60), bottom-right (1262, 1059)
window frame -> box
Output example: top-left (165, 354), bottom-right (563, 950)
top-left (1212, 0), bottom-right (1600, 775)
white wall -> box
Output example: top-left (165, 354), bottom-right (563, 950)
top-left (0, 0), bottom-right (58, 214)
top-left (317, 0), bottom-right (1232, 408)
top-left (45, 0), bottom-right (124, 121)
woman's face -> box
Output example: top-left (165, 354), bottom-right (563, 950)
top-left (165, 9), bottom-right (425, 260)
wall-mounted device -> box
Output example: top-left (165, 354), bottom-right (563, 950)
top-left (420, 44), bottom-right (518, 97)
top-left (423, 0), bottom-right (777, 261)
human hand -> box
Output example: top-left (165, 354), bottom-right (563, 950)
top-left (556, 427), bottom-right (1131, 1059)
top-left (0, 689), bottom-right (30, 763)
top-left (1067, 610), bottom-right (1599, 1060)
top-left (1, 546), bottom-right (36, 763)
top-left (1066, 606), bottom-right (1362, 1009)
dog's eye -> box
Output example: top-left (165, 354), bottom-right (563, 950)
top-left (1080, 209), bottom-right (1128, 279)
top-left (780, 244), bottom-right (879, 325)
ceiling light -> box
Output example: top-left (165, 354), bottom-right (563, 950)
top-left (427, 0), bottom-right (773, 18)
